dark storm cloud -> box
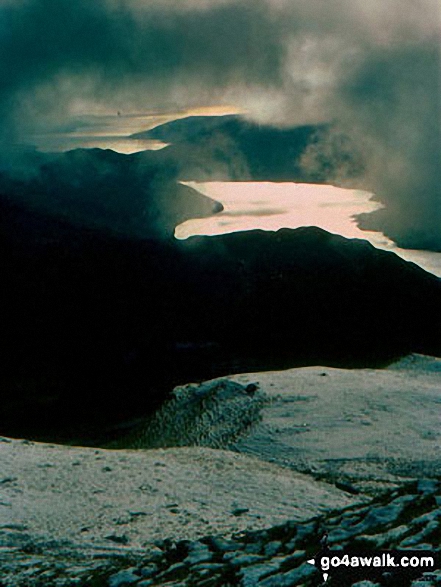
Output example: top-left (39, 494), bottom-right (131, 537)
top-left (0, 0), bottom-right (439, 248)
top-left (341, 42), bottom-right (441, 249)
top-left (0, 0), bottom-right (285, 140)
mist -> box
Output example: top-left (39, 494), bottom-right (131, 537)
top-left (0, 0), bottom-right (439, 248)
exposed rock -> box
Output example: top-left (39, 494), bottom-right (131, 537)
top-left (0, 479), bottom-right (439, 586)
top-left (126, 379), bottom-right (264, 450)
top-left (108, 569), bottom-right (140, 587)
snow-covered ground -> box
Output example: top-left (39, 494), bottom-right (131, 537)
top-left (229, 354), bottom-right (441, 491)
top-left (130, 353), bottom-right (441, 493)
top-left (0, 442), bottom-right (354, 553)
top-left (1, 354), bottom-right (440, 557)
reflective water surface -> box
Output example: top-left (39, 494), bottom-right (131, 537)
top-left (176, 181), bottom-right (441, 278)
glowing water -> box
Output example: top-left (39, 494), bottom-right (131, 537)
top-left (31, 106), bottom-right (241, 154)
top-left (176, 182), bottom-right (441, 278)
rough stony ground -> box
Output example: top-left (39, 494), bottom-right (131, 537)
top-left (1, 354), bottom-right (440, 586)
top-left (0, 439), bottom-right (355, 551)
top-left (129, 354), bottom-right (441, 495)
top-left (1, 479), bottom-right (439, 586)
top-left (227, 354), bottom-right (441, 493)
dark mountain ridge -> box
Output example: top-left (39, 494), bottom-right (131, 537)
top-left (0, 174), bottom-right (440, 442)
top-left (135, 115), bottom-right (363, 182)
top-left (137, 114), bottom-right (441, 253)
top-left (0, 147), bottom-right (222, 240)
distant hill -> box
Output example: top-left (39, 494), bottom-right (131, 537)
top-left (0, 148), bottom-right (222, 240)
top-left (0, 183), bottom-right (439, 442)
top-left (134, 115), bottom-right (364, 182)
top-left (133, 114), bottom-right (239, 143)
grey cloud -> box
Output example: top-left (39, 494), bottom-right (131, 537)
top-left (339, 42), bottom-right (441, 250)
top-left (0, 0), bottom-right (285, 140)
top-left (0, 0), bottom-right (440, 249)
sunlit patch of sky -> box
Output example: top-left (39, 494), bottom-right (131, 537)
top-left (29, 106), bottom-right (242, 154)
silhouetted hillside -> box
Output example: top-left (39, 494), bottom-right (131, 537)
top-left (0, 148), bottom-right (221, 240)
top-left (133, 115), bottom-right (239, 143)
top-left (357, 207), bottom-right (441, 253)
top-left (135, 115), bottom-right (364, 182)
top-left (0, 185), bottom-right (439, 442)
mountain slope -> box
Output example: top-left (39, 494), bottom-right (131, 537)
top-left (0, 186), bottom-right (440, 441)
top-left (135, 115), bottom-right (363, 182)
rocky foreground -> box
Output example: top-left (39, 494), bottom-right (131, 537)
top-left (1, 356), bottom-right (441, 586)
top-left (128, 355), bottom-right (441, 495)
top-left (1, 479), bottom-right (440, 586)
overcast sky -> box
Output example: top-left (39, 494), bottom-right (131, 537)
top-left (0, 0), bottom-right (440, 248)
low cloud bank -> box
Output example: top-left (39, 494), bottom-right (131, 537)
top-left (0, 0), bottom-right (439, 248)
